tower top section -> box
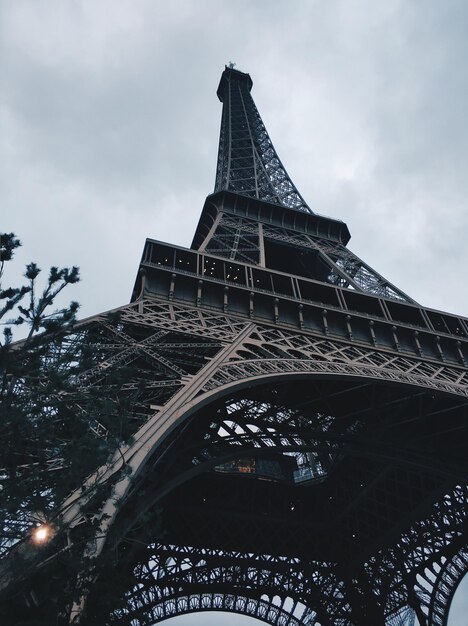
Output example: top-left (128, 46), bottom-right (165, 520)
top-left (216, 65), bottom-right (253, 102)
top-left (214, 65), bottom-right (312, 213)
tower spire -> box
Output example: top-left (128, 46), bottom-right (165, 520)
top-left (215, 65), bottom-right (312, 213)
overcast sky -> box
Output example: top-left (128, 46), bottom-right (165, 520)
top-left (2, 1), bottom-right (467, 624)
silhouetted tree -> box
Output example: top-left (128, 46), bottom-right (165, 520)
top-left (0, 233), bottom-right (135, 557)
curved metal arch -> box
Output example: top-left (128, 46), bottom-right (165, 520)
top-left (152, 356), bottom-right (467, 486)
top-left (154, 359), bottom-right (468, 471)
top-left (104, 541), bottom-right (337, 626)
top-left (61, 357), bottom-right (468, 553)
top-left (130, 359), bottom-right (467, 494)
top-left (426, 546), bottom-right (468, 626)
top-left (61, 362), bottom-right (468, 626)
top-left (112, 591), bottom-right (310, 626)
top-left (199, 357), bottom-right (468, 400)
top-left (102, 373), bottom-right (468, 574)
top-left (364, 484), bottom-right (467, 623)
top-left (83, 363), bottom-right (468, 532)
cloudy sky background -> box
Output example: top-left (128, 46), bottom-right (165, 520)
top-left (1, 1), bottom-right (467, 624)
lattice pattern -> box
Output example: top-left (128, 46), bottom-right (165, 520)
top-left (417, 545), bottom-right (468, 626)
top-left (109, 545), bottom-right (318, 625)
top-left (202, 325), bottom-right (468, 398)
top-left (115, 299), bottom-right (250, 342)
top-left (104, 540), bottom-right (363, 626)
top-left (215, 67), bottom-right (312, 213)
top-left (365, 485), bottom-right (468, 624)
top-left (202, 212), bottom-right (414, 301)
top-left (2, 296), bottom-right (467, 625)
top-left (205, 214), bottom-right (261, 264)
top-left (313, 238), bottom-right (413, 303)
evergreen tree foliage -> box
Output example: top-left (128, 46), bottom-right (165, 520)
top-left (0, 233), bottom-right (136, 558)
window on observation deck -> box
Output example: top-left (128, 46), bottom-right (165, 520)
top-left (214, 456), bottom-right (293, 482)
top-left (264, 238), bottom-right (332, 283)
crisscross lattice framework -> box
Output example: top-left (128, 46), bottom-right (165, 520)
top-left (7, 296), bottom-right (461, 626)
top-left (215, 66), bottom-right (311, 212)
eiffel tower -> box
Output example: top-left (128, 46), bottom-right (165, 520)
top-left (3, 65), bottom-right (468, 626)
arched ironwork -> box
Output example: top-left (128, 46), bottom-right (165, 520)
top-left (413, 545), bottom-right (468, 626)
top-left (79, 373), bottom-right (467, 626)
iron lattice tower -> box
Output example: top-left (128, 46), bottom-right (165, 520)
top-left (2, 66), bottom-right (468, 626)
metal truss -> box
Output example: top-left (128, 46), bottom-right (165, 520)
top-left (205, 66), bottom-right (414, 303)
top-left (89, 299), bottom-right (468, 398)
top-left (9, 296), bottom-right (463, 502)
top-left (215, 66), bottom-right (312, 213)
top-left (202, 212), bottom-right (413, 302)
top-left (1, 295), bottom-right (467, 625)
top-left (101, 482), bottom-right (467, 626)
top-left (309, 237), bottom-right (413, 303)
top-left (1, 66), bottom-right (467, 626)
top-left (259, 221), bottom-right (413, 302)
top-left (364, 484), bottom-right (467, 624)
top-left (108, 545), bottom-right (319, 625)
top-left (415, 545), bottom-right (468, 626)
top-left (80, 344), bottom-right (467, 624)
top-left (204, 214), bottom-right (262, 264)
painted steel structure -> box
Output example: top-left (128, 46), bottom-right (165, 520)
top-left (1, 66), bottom-right (467, 626)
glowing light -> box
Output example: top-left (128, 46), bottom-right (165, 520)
top-left (32, 524), bottom-right (51, 544)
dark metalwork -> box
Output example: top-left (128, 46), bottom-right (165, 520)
top-left (1, 65), bottom-right (466, 626)
top-left (215, 66), bottom-right (311, 212)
